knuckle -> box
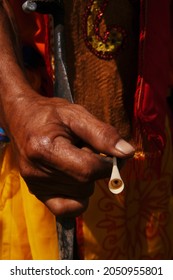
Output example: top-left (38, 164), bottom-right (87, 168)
top-left (72, 104), bottom-right (85, 112)
top-left (25, 136), bottom-right (40, 158)
top-left (26, 135), bottom-right (51, 160)
top-left (95, 124), bottom-right (119, 149)
top-left (97, 123), bottom-right (114, 138)
top-left (66, 103), bottom-right (88, 119)
top-left (78, 167), bottom-right (94, 183)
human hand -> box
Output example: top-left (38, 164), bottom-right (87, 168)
top-left (4, 92), bottom-right (135, 217)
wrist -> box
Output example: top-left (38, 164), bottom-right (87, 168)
top-left (0, 82), bottom-right (42, 135)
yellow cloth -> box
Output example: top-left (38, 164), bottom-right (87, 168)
top-left (0, 145), bottom-right (58, 260)
top-left (0, 121), bottom-right (173, 260)
top-left (1, 0), bottom-right (173, 260)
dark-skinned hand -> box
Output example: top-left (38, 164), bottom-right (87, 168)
top-left (2, 91), bottom-right (135, 217)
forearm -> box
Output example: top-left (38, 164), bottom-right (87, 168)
top-left (0, 1), bottom-right (36, 131)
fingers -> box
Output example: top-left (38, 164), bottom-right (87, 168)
top-left (20, 154), bottom-right (95, 197)
top-left (61, 104), bottom-right (135, 158)
top-left (41, 196), bottom-right (89, 217)
top-left (17, 100), bottom-right (136, 218)
top-left (26, 175), bottom-right (95, 199)
top-left (40, 136), bottom-right (113, 182)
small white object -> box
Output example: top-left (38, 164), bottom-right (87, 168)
top-left (108, 157), bottom-right (124, 194)
top-left (22, 1), bottom-right (37, 12)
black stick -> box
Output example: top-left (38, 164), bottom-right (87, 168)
top-left (22, 0), bottom-right (75, 260)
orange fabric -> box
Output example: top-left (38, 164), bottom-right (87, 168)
top-left (0, 0), bottom-right (172, 260)
top-left (9, 0), bottom-right (48, 59)
top-left (0, 0), bottom-right (58, 260)
top-left (9, 0), bottom-right (54, 96)
top-left (0, 145), bottom-right (58, 260)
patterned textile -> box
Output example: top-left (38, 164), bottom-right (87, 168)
top-left (80, 117), bottom-right (173, 259)
top-left (0, 0), bottom-right (173, 259)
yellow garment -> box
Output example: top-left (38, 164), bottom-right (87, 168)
top-left (0, 121), bottom-right (173, 260)
top-left (1, 0), bottom-right (173, 260)
top-left (0, 145), bottom-right (58, 260)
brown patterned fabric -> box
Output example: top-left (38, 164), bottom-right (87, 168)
top-left (64, 0), bottom-right (139, 140)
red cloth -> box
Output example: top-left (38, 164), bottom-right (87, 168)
top-left (9, 0), bottom-right (54, 96)
top-left (134, 0), bottom-right (170, 153)
top-left (9, 0), bottom-right (170, 152)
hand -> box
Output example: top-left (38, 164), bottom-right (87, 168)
top-left (4, 92), bottom-right (135, 217)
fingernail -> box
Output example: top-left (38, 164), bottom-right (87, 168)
top-left (115, 139), bottom-right (135, 155)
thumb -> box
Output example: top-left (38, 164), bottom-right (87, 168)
top-left (67, 105), bottom-right (135, 158)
